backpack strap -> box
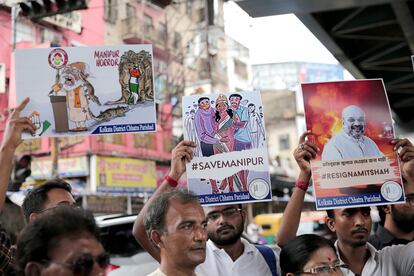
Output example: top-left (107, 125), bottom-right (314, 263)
top-left (255, 244), bottom-right (278, 276)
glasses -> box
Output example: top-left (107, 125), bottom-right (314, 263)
top-left (206, 207), bottom-right (242, 223)
top-left (300, 262), bottom-right (348, 275)
top-left (43, 252), bottom-right (110, 276)
top-left (36, 202), bottom-right (79, 214)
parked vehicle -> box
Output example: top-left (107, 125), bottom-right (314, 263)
top-left (254, 211), bottom-right (327, 244)
top-left (95, 214), bottom-right (159, 275)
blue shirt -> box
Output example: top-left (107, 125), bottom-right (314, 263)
top-left (234, 105), bottom-right (252, 143)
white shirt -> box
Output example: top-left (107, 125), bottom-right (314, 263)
top-left (336, 241), bottom-right (414, 276)
top-left (322, 130), bottom-right (383, 161)
top-left (146, 268), bottom-right (166, 276)
top-left (196, 239), bottom-right (280, 276)
top-left (147, 268), bottom-right (200, 276)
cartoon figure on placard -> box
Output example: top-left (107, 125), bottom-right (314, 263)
top-left (107, 50), bottom-right (154, 105)
top-left (248, 103), bottom-right (265, 148)
top-left (28, 111), bottom-right (51, 137)
top-left (184, 109), bottom-right (200, 157)
top-left (58, 62), bottom-right (93, 131)
top-left (213, 94), bottom-right (243, 192)
top-left (128, 64), bottom-right (141, 104)
top-left (195, 97), bottom-right (228, 193)
top-left (229, 93), bottom-right (251, 191)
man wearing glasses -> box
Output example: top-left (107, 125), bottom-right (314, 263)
top-left (278, 131), bottom-right (414, 276)
top-left (21, 179), bottom-right (77, 223)
top-left (0, 98), bottom-right (78, 274)
top-left (198, 204), bottom-right (279, 276)
top-left (134, 140), bottom-right (280, 276)
top-left (17, 206), bottom-right (109, 276)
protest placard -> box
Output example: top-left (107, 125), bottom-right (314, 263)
top-left (15, 45), bottom-right (156, 138)
top-left (183, 91), bottom-right (271, 205)
top-left (301, 79), bottom-right (404, 209)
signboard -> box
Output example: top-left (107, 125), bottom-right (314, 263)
top-left (31, 156), bottom-right (89, 179)
top-left (301, 79), bottom-right (404, 209)
top-left (183, 91), bottom-right (271, 205)
top-left (15, 45), bottom-right (156, 139)
top-left (95, 156), bottom-right (156, 193)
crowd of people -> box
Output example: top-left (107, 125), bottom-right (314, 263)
top-left (0, 98), bottom-right (412, 275)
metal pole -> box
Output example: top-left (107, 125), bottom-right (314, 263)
top-left (205, 0), bottom-right (214, 93)
top-left (126, 194), bottom-right (132, 214)
top-left (11, 4), bottom-right (18, 51)
top-left (51, 137), bottom-right (59, 178)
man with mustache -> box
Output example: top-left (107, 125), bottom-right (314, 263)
top-left (197, 204), bottom-right (279, 276)
top-left (369, 139), bottom-right (414, 249)
top-left (134, 141), bottom-right (279, 276)
top-left (144, 189), bottom-right (207, 276)
top-left (322, 105), bottom-right (383, 161)
top-left (278, 131), bottom-right (414, 275)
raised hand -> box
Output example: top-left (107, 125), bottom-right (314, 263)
top-left (168, 140), bottom-right (196, 181)
top-left (294, 130), bottom-right (319, 175)
top-left (1, 98), bottom-right (36, 150)
top-left (392, 138), bottom-right (414, 180)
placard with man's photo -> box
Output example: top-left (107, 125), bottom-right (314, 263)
top-left (301, 79), bottom-right (405, 209)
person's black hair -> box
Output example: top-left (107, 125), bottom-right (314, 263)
top-left (377, 206), bottom-right (386, 226)
top-left (16, 206), bottom-right (100, 274)
top-left (0, 199), bottom-right (25, 245)
top-left (248, 103), bottom-right (255, 108)
top-left (22, 178), bottom-right (73, 223)
top-left (326, 209), bottom-right (335, 219)
top-left (214, 109), bottom-right (233, 123)
top-left (229, 94), bottom-right (242, 100)
top-left (198, 97), bottom-right (210, 104)
top-left (144, 189), bottom-right (200, 243)
top-left (280, 234), bottom-right (336, 276)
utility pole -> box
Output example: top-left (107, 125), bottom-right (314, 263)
top-left (51, 138), bottom-right (59, 178)
top-left (205, 0), bottom-right (214, 93)
top-left (11, 4), bottom-right (17, 51)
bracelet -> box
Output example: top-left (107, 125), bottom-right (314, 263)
top-left (165, 175), bottom-right (178, 187)
top-left (295, 180), bottom-right (310, 191)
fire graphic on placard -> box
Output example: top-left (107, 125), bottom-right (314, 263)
top-left (302, 80), bottom-right (397, 160)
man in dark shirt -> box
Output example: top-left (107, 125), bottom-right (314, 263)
top-left (368, 139), bottom-right (414, 249)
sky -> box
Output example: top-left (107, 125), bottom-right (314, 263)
top-left (224, 1), bottom-right (339, 65)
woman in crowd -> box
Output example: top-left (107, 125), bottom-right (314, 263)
top-left (280, 234), bottom-right (348, 276)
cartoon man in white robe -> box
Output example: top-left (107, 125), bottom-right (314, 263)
top-left (59, 62), bottom-right (92, 131)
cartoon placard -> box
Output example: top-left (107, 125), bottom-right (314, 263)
top-left (15, 45), bottom-right (156, 138)
top-left (183, 91), bottom-right (271, 205)
top-left (301, 79), bottom-right (404, 210)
